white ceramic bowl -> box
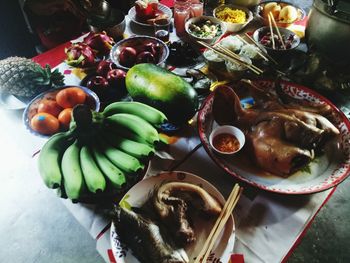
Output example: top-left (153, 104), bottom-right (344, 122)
top-left (185, 16), bottom-right (227, 44)
top-left (203, 49), bottom-right (226, 71)
top-left (209, 125), bottom-right (245, 155)
top-left (213, 4), bottom-right (253, 33)
top-left (225, 56), bottom-right (252, 80)
top-left (128, 3), bottom-right (173, 27)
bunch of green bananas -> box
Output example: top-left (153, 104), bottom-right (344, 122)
top-left (38, 101), bottom-right (167, 202)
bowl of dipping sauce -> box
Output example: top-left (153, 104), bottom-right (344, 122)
top-left (209, 125), bottom-right (245, 155)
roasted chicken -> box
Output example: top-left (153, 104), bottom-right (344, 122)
top-left (152, 182), bottom-right (222, 245)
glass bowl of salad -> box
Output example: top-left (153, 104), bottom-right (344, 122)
top-left (185, 16), bottom-right (227, 44)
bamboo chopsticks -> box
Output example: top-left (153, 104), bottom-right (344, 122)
top-left (268, 12), bottom-right (286, 50)
top-left (236, 35), bottom-right (269, 62)
top-left (194, 184), bottom-right (243, 263)
top-left (216, 45), bottom-right (263, 74)
top-left (197, 40), bottom-right (263, 75)
top-left (267, 14), bottom-right (276, 50)
top-left (244, 33), bottom-right (278, 65)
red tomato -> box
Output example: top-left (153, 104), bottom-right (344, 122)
top-left (37, 99), bottom-right (62, 117)
top-left (30, 113), bottom-right (60, 135)
top-left (58, 108), bottom-right (73, 130)
top-left (56, 87), bottom-right (87, 109)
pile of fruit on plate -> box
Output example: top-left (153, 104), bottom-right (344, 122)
top-left (133, 0), bottom-right (171, 25)
top-left (25, 86), bottom-right (99, 136)
top-left (258, 1), bottom-right (305, 25)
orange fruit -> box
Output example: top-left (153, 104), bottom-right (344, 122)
top-left (58, 108), bottom-right (73, 130)
top-left (37, 99), bottom-right (63, 117)
top-left (56, 87), bottom-right (87, 108)
top-left (31, 113), bottom-right (60, 135)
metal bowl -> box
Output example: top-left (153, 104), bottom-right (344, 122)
top-left (23, 86), bottom-right (100, 138)
top-left (213, 4), bottom-right (253, 33)
top-left (87, 8), bottom-right (126, 39)
top-left (226, 0), bottom-right (260, 8)
top-left (253, 26), bottom-right (301, 55)
top-left (82, 0), bottom-right (111, 19)
top-left (110, 35), bottom-right (169, 71)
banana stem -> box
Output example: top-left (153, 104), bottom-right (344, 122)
top-left (72, 104), bottom-right (93, 129)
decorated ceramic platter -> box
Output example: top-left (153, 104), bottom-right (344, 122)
top-left (110, 171), bottom-right (235, 262)
top-left (128, 4), bottom-right (173, 27)
top-left (198, 80), bottom-right (350, 194)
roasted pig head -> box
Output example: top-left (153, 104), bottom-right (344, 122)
top-left (249, 119), bottom-right (314, 175)
top-left (211, 83), bottom-right (340, 176)
top-left (212, 85), bottom-right (258, 129)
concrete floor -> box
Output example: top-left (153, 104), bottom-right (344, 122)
top-left (1, 0), bottom-right (350, 263)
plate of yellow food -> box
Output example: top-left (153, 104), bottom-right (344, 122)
top-left (213, 4), bottom-right (253, 33)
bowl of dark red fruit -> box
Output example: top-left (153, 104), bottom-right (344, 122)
top-left (253, 26), bottom-right (300, 55)
top-left (81, 59), bottom-right (128, 106)
top-left (110, 35), bottom-right (169, 71)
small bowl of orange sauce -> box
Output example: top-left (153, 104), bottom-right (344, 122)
top-left (209, 125), bottom-right (245, 155)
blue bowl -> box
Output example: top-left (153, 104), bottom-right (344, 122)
top-left (23, 85), bottom-right (100, 138)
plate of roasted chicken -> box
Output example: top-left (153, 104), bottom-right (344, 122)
top-left (198, 79), bottom-right (350, 194)
top-left (110, 171), bottom-right (235, 263)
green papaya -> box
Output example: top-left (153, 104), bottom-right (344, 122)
top-left (125, 63), bottom-right (198, 125)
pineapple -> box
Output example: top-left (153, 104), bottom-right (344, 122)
top-left (0, 57), bottom-right (64, 98)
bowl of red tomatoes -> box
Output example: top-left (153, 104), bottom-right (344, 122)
top-left (23, 85), bottom-right (100, 138)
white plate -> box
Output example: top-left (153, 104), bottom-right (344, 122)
top-left (0, 90), bottom-right (28, 110)
top-left (128, 4), bottom-right (173, 27)
top-left (198, 80), bottom-right (350, 194)
top-left (110, 171), bottom-right (235, 263)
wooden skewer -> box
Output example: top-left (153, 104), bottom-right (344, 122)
top-left (244, 33), bottom-right (278, 65)
top-left (216, 45), bottom-right (263, 75)
top-left (201, 43), bottom-right (255, 73)
top-left (197, 41), bottom-right (262, 75)
top-left (235, 34), bottom-right (250, 46)
top-left (217, 45), bottom-right (263, 74)
top-left (269, 12), bottom-right (286, 50)
top-left (202, 186), bottom-right (243, 262)
top-left (267, 13), bottom-right (276, 49)
top-left (194, 184), bottom-right (243, 263)
top-left (235, 35), bottom-right (269, 62)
